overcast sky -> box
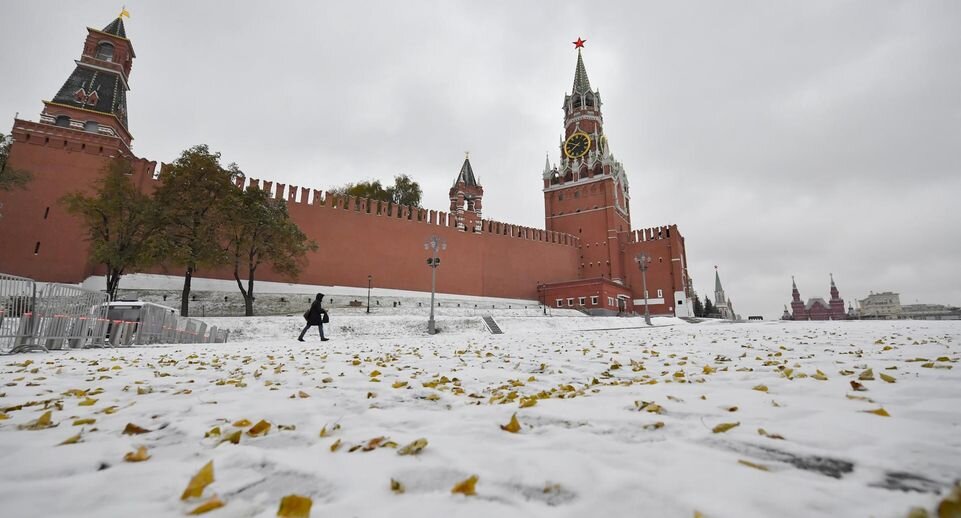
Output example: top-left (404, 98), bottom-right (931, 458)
top-left (2, 1), bottom-right (959, 317)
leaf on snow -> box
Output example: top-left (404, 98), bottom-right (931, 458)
top-left (879, 373), bottom-right (896, 383)
top-left (712, 422), bottom-right (740, 434)
top-left (850, 380), bottom-right (868, 392)
top-left (277, 494), bottom-right (312, 518)
top-left (390, 478), bottom-right (406, 494)
top-left (863, 408), bottom-right (890, 417)
top-left (204, 426), bottom-right (221, 438)
top-left (58, 432), bottom-right (82, 445)
top-left (858, 368), bottom-right (875, 381)
top-left (180, 460), bottom-right (215, 500)
top-left (330, 438), bottom-right (342, 452)
top-left (78, 397), bottom-right (98, 406)
top-left (122, 423), bottom-right (151, 435)
top-left (124, 446), bottom-right (151, 462)
top-left (187, 496), bottom-right (225, 515)
top-left (500, 413), bottom-right (521, 433)
top-left (738, 459), bottom-right (770, 471)
top-left (232, 418), bottom-right (251, 427)
top-left (451, 475), bottom-right (479, 496)
top-left (219, 430), bottom-right (241, 445)
top-left (757, 428), bottom-right (785, 440)
top-left (73, 418), bottom-right (96, 426)
top-left (398, 438), bottom-right (428, 456)
top-left (18, 410), bottom-right (56, 430)
top-left (752, 385), bottom-right (768, 392)
top-left (247, 419), bottom-right (271, 437)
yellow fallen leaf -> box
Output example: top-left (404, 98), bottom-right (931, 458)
top-left (880, 373), bottom-right (896, 383)
top-left (712, 422), bottom-right (740, 434)
top-left (58, 432), bottom-right (82, 445)
top-left (232, 418), bottom-right (251, 427)
top-left (124, 446), bottom-right (151, 462)
top-left (137, 386), bottom-right (153, 395)
top-left (188, 496), bottom-right (225, 515)
top-left (277, 494), bottom-right (312, 518)
top-left (702, 365), bottom-right (716, 374)
top-left (370, 370), bottom-right (382, 377)
top-left (63, 388), bottom-right (87, 398)
top-left (18, 410), bottom-right (56, 430)
top-left (390, 478), bottom-right (406, 494)
top-left (812, 370), bottom-right (828, 381)
top-left (330, 438), bottom-right (342, 452)
top-left (398, 438), bottom-right (428, 456)
top-left (298, 391), bottom-right (310, 398)
top-left (181, 460), bottom-right (215, 500)
top-left (643, 421), bottom-right (665, 430)
top-left (451, 475), bottom-right (479, 496)
top-left (850, 380), bottom-right (867, 392)
top-left (859, 368), bottom-right (874, 381)
top-left (73, 418), bottom-right (96, 426)
top-left (102, 406), bottom-right (120, 414)
top-left (738, 459), bottom-right (770, 471)
top-left (757, 428), bottom-right (785, 440)
top-left (500, 413), bottom-right (521, 433)
top-left (519, 397), bottom-right (537, 408)
top-left (204, 426), bottom-right (221, 438)
top-left (123, 423), bottom-right (151, 435)
top-left (864, 408), bottom-right (890, 417)
top-left (0, 412), bottom-right (8, 420)
top-left (392, 381), bottom-right (408, 389)
top-left (936, 482), bottom-right (961, 518)
top-left (752, 385), bottom-right (768, 392)
top-left (220, 430), bottom-right (241, 445)
top-left (78, 398), bottom-right (98, 406)
top-left (362, 437), bottom-right (387, 451)
top-left (726, 406), bottom-right (739, 412)
top-left (247, 419), bottom-right (271, 437)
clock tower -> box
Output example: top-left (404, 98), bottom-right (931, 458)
top-left (543, 39), bottom-right (631, 284)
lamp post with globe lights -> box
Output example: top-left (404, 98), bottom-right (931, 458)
top-left (424, 235), bottom-right (447, 334)
top-left (636, 253), bottom-right (653, 326)
top-left (366, 275), bottom-right (372, 314)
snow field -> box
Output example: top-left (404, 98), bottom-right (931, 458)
top-left (0, 318), bottom-right (958, 517)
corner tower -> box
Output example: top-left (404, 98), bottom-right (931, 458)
top-left (543, 39), bottom-right (631, 283)
top-left (449, 154), bottom-right (484, 232)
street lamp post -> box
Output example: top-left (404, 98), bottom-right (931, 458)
top-left (424, 235), bottom-right (447, 334)
top-left (636, 253), bottom-right (652, 326)
top-left (366, 274), bottom-right (372, 314)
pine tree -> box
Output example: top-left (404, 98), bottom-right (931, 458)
top-left (61, 158), bottom-right (158, 300)
top-left (224, 186), bottom-right (318, 316)
top-left (703, 297), bottom-right (715, 317)
top-left (692, 293), bottom-right (704, 317)
top-left (152, 145), bottom-right (235, 316)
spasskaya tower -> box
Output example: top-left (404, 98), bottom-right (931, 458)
top-left (543, 38), bottom-right (631, 285)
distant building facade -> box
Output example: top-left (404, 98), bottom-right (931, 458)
top-left (857, 292), bottom-right (902, 320)
top-left (900, 304), bottom-right (961, 320)
top-left (712, 266), bottom-right (736, 320)
top-left (788, 275), bottom-right (847, 320)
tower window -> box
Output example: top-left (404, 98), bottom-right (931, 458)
top-left (55, 116), bottom-right (70, 127)
top-left (34, 242), bottom-right (41, 255)
top-left (95, 42), bottom-right (115, 62)
top-left (44, 207), bottom-right (50, 219)
top-left (84, 121), bottom-right (99, 133)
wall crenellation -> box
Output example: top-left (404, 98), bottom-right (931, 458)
top-left (236, 177), bottom-right (579, 248)
top-left (629, 224), bottom-right (678, 243)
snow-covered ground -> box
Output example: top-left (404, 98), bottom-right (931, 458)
top-left (0, 315), bottom-right (958, 517)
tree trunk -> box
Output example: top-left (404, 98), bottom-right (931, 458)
top-left (181, 266), bottom-right (193, 317)
top-left (106, 268), bottom-right (122, 301)
top-left (245, 267), bottom-right (256, 317)
top-left (233, 260), bottom-right (253, 317)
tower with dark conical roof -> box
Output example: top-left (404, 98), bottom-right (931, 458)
top-left (449, 154), bottom-right (484, 232)
top-left (40, 14), bottom-right (136, 148)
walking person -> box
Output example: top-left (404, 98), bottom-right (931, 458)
top-left (298, 293), bottom-right (329, 342)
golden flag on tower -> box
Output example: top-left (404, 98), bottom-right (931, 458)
top-left (119, 7), bottom-right (131, 19)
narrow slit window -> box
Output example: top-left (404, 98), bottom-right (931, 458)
top-left (34, 242), bottom-right (41, 255)
top-left (44, 207), bottom-right (50, 219)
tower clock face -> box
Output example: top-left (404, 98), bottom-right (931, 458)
top-left (564, 132), bottom-right (591, 158)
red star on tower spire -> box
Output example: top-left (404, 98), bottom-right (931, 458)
top-left (573, 37), bottom-right (587, 49)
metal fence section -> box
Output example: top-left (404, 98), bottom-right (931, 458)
top-left (2, 273), bottom-right (229, 354)
top-left (29, 282), bottom-right (110, 352)
top-left (0, 273), bottom-right (36, 354)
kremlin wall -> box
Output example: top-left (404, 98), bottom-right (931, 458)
top-left (0, 16), bottom-right (694, 317)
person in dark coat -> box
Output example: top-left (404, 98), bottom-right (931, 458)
top-left (298, 293), bottom-right (329, 342)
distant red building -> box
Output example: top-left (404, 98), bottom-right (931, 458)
top-left (0, 17), bottom-right (694, 316)
top-left (787, 275), bottom-right (847, 320)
